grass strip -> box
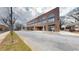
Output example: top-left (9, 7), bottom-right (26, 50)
top-left (0, 32), bottom-right (32, 51)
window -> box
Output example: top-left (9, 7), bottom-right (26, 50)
top-left (48, 14), bottom-right (55, 22)
top-left (48, 16), bottom-right (54, 19)
top-left (36, 17), bottom-right (46, 23)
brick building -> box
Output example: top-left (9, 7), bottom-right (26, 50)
top-left (0, 24), bottom-right (8, 31)
top-left (27, 7), bottom-right (60, 32)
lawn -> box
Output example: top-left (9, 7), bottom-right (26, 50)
top-left (0, 32), bottom-right (32, 51)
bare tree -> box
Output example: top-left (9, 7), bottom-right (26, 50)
top-left (70, 14), bottom-right (79, 22)
top-left (0, 7), bottom-right (16, 43)
top-left (1, 7), bottom-right (16, 34)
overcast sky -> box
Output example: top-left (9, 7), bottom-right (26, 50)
top-left (0, 7), bottom-right (76, 25)
top-left (60, 7), bottom-right (76, 16)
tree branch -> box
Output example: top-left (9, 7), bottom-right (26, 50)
top-left (70, 15), bottom-right (79, 21)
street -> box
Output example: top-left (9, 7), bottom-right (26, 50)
top-left (16, 31), bottom-right (79, 51)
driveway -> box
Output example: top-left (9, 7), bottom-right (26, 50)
top-left (16, 31), bottom-right (79, 51)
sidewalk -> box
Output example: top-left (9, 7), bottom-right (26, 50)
top-left (59, 31), bottom-right (79, 36)
top-left (0, 31), bottom-right (9, 43)
top-left (42, 31), bottom-right (79, 37)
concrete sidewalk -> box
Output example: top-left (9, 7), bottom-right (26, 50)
top-left (42, 31), bottom-right (79, 37)
top-left (59, 31), bottom-right (79, 36)
top-left (0, 31), bottom-right (9, 43)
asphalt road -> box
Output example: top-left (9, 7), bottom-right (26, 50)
top-left (16, 31), bottom-right (79, 51)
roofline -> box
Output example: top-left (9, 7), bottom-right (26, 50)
top-left (27, 7), bottom-right (59, 23)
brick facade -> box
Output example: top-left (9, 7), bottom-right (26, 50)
top-left (27, 7), bottom-right (60, 32)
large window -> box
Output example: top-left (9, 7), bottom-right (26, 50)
top-left (48, 16), bottom-right (54, 19)
top-left (40, 17), bottom-right (46, 22)
top-left (40, 21), bottom-right (47, 25)
top-left (48, 14), bottom-right (55, 22)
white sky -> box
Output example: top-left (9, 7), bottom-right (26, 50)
top-left (35, 7), bottom-right (76, 16)
top-left (60, 7), bottom-right (76, 16)
top-left (35, 7), bottom-right (55, 13)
